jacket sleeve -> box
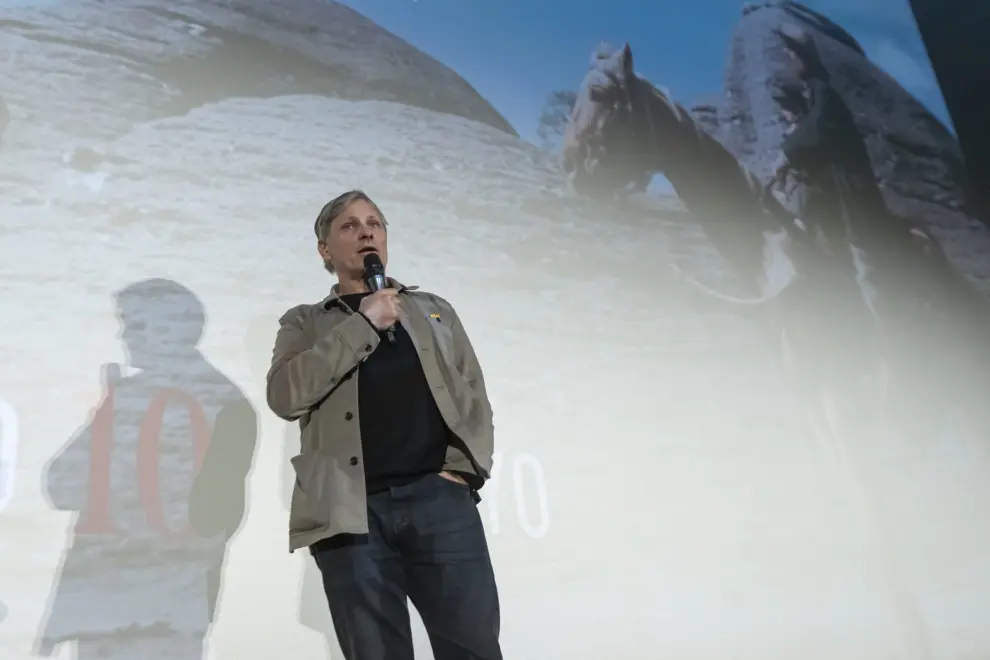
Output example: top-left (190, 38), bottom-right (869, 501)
top-left (449, 310), bottom-right (494, 433)
top-left (266, 306), bottom-right (380, 421)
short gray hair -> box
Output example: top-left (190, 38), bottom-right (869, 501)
top-left (314, 189), bottom-right (388, 274)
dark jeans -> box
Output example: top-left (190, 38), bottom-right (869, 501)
top-left (312, 473), bottom-right (502, 660)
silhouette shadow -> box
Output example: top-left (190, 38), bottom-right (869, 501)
top-left (0, 400), bottom-right (17, 514)
top-left (245, 315), bottom-right (339, 659)
top-left (37, 278), bottom-right (258, 660)
top-left (0, 96), bottom-right (7, 152)
top-left (0, 396), bottom-right (16, 629)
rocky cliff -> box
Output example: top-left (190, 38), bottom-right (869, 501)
top-left (0, 0), bottom-right (514, 154)
top-left (714, 0), bottom-right (987, 289)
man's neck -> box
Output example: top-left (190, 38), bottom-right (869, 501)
top-left (337, 277), bottom-right (369, 296)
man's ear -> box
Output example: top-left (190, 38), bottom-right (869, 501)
top-left (619, 42), bottom-right (634, 79)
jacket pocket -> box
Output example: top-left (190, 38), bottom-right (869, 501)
top-left (289, 452), bottom-right (332, 533)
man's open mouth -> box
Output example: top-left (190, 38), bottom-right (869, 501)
top-left (358, 246), bottom-right (378, 254)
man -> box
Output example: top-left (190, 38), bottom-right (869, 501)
top-left (760, 26), bottom-right (896, 446)
top-left (266, 190), bottom-right (501, 660)
top-left (768, 23), bottom-right (887, 248)
top-left (768, 25), bottom-right (983, 441)
top-left (38, 279), bottom-right (253, 660)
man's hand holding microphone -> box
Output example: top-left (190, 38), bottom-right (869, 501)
top-left (359, 252), bottom-right (400, 340)
top-left (359, 289), bottom-right (401, 331)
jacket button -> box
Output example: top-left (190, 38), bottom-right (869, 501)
top-left (345, 412), bottom-right (354, 421)
top-left (363, 344), bottom-right (373, 352)
top-left (349, 456), bottom-right (359, 466)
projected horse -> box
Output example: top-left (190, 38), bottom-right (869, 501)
top-left (561, 41), bottom-right (990, 450)
top-left (561, 42), bottom-right (890, 451)
top-left (562, 44), bottom-right (808, 301)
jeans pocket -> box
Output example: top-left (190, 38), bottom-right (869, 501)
top-left (436, 472), bottom-right (471, 490)
top-left (435, 472), bottom-right (484, 505)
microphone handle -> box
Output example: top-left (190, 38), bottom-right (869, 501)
top-left (367, 274), bottom-right (388, 292)
top-left (363, 274), bottom-right (396, 343)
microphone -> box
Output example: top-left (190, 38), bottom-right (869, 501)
top-left (363, 252), bottom-right (388, 293)
top-left (362, 252), bottom-right (395, 342)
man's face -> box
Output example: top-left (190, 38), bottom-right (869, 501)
top-left (318, 198), bottom-right (388, 277)
top-left (117, 306), bottom-right (166, 368)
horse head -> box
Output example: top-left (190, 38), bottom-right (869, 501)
top-left (561, 43), bottom-right (654, 197)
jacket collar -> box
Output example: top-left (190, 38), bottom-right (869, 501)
top-left (320, 277), bottom-right (418, 311)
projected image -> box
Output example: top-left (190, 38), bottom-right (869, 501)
top-left (0, 0), bottom-right (987, 659)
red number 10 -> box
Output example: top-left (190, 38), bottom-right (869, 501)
top-left (76, 381), bottom-right (211, 537)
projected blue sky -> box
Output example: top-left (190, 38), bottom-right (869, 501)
top-left (343, 0), bottom-right (950, 142)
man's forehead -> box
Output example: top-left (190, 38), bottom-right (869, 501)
top-left (342, 200), bottom-right (379, 219)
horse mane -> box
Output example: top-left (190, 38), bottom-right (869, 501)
top-left (632, 75), bottom-right (686, 125)
top-left (628, 73), bottom-right (795, 227)
top-left (628, 75), bottom-right (745, 185)
top-left (619, 71), bottom-right (811, 297)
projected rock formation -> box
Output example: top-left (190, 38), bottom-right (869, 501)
top-left (0, 0), bottom-right (514, 147)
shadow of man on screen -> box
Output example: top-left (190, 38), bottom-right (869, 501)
top-left (0, 395), bottom-right (16, 629)
top-left (37, 278), bottom-right (258, 660)
top-left (246, 314), bottom-right (340, 659)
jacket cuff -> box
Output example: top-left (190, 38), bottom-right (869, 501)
top-left (356, 311), bottom-right (376, 331)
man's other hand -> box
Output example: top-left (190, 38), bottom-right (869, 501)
top-left (359, 289), bottom-right (401, 330)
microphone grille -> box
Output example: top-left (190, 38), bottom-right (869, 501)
top-left (363, 252), bottom-right (384, 274)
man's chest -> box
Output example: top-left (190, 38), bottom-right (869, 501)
top-left (359, 324), bottom-right (424, 383)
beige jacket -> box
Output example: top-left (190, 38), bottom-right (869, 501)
top-left (266, 280), bottom-right (494, 552)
